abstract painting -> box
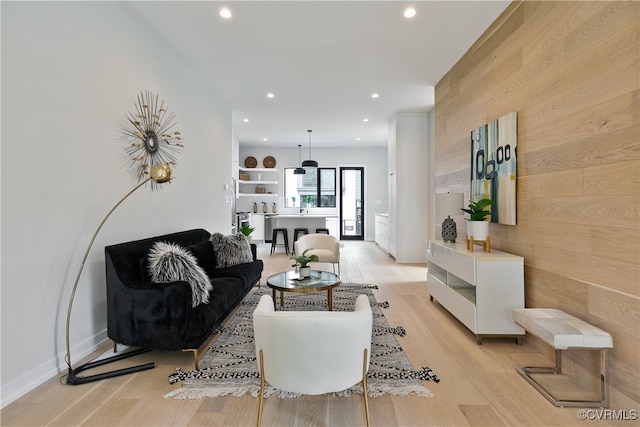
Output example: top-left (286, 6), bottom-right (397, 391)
top-left (470, 112), bottom-right (517, 225)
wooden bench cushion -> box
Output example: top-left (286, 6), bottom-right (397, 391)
top-left (512, 308), bottom-right (613, 350)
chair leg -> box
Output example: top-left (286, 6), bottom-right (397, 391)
top-left (257, 350), bottom-right (265, 427)
top-left (362, 349), bottom-right (371, 427)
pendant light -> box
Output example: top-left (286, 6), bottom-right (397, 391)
top-left (294, 144), bottom-right (306, 175)
top-left (301, 129), bottom-right (318, 168)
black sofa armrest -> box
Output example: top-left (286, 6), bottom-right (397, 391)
top-left (251, 243), bottom-right (257, 261)
top-left (105, 253), bottom-right (196, 350)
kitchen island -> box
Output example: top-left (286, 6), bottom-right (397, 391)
top-left (264, 213), bottom-right (339, 244)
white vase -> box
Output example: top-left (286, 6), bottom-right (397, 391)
top-left (299, 267), bottom-right (311, 278)
top-left (467, 221), bottom-right (489, 241)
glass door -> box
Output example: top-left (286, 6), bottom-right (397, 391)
top-left (340, 167), bottom-right (364, 240)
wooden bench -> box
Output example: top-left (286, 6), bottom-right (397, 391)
top-left (512, 308), bottom-right (613, 408)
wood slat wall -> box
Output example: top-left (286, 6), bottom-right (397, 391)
top-left (434, 1), bottom-right (639, 405)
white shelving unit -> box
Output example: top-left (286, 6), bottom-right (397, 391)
top-left (427, 240), bottom-right (525, 344)
top-left (237, 167), bottom-right (278, 197)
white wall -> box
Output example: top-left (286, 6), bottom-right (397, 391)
top-left (1, 2), bottom-right (233, 406)
top-left (238, 146), bottom-right (388, 241)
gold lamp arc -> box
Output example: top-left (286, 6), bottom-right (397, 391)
top-left (64, 163), bottom-right (173, 385)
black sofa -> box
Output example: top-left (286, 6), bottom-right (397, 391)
top-left (105, 228), bottom-right (263, 366)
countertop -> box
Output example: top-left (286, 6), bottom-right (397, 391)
top-left (264, 213), bottom-right (338, 218)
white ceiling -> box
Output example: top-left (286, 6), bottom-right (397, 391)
top-left (126, 1), bottom-right (509, 148)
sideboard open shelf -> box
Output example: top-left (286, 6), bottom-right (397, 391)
top-left (427, 240), bottom-right (524, 344)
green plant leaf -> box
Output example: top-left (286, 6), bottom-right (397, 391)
top-left (461, 198), bottom-right (493, 221)
top-left (289, 248), bottom-right (319, 267)
top-left (238, 225), bottom-right (255, 236)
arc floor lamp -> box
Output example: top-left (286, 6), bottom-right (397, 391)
top-left (65, 91), bottom-right (182, 385)
top-left (64, 164), bottom-right (173, 385)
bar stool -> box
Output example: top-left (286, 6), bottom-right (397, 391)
top-left (293, 228), bottom-right (309, 254)
top-left (316, 228), bottom-right (330, 234)
top-left (270, 228), bottom-right (290, 255)
top-left (293, 228), bottom-right (309, 242)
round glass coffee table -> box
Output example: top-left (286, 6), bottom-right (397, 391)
top-left (266, 270), bottom-right (341, 310)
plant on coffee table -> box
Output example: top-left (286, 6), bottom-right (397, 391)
top-left (290, 248), bottom-right (319, 268)
top-left (290, 248), bottom-right (319, 278)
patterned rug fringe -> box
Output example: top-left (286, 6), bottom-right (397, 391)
top-left (165, 382), bottom-right (434, 400)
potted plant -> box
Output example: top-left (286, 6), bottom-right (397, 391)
top-left (461, 198), bottom-right (493, 240)
top-left (238, 225), bottom-right (255, 243)
top-left (290, 248), bottom-right (319, 278)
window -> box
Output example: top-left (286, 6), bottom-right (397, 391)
top-left (284, 168), bottom-right (336, 208)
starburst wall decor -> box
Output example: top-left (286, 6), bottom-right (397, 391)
top-left (120, 90), bottom-right (183, 189)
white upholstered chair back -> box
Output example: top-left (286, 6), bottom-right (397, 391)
top-left (294, 233), bottom-right (341, 274)
top-left (253, 294), bottom-right (372, 426)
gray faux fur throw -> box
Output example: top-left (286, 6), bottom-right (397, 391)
top-left (147, 241), bottom-right (213, 307)
top-left (209, 233), bottom-right (253, 268)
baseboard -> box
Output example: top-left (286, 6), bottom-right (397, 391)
top-left (1, 329), bottom-right (109, 409)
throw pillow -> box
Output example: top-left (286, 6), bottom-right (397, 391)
top-left (186, 240), bottom-right (217, 272)
top-left (147, 241), bottom-right (213, 307)
top-left (209, 232), bottom-right (253, 268)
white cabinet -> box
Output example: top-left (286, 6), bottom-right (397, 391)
top-left (375, 214), bottom-right (389, 253)
top-left (387, 174), bottom-right (396, 257)
top-left (251, 213), bottom-right (265, 242)
top-left (387, 113), bottom-right (428, 262)
top-left (427, 240), bottom-right (524, 344)
top-left (237, 167), bottom-right (278, 198)
top-left (325, 217), bottom-right (339, 238)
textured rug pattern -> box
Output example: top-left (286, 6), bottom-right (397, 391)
top-left (165, 283), bottom-right (438, 399)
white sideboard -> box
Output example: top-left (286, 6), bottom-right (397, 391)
top-left (427, 240), bottom-right (524, 344)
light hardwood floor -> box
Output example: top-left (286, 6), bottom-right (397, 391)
top-left (2, 241), bottom-right (637, 426)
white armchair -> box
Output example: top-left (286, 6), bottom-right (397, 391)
top-left (294, 233), bottom-right (340, 274)
top-left (253, 294), bottom-right (373, 427)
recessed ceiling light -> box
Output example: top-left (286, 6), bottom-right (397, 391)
top-left (371, 93), bottom-right (379, 98)
top-left (267, 92), bottom-right (275, 98)
top-left (263, 138), bottom-right (268, 141)
top-left (220, 8), bottom-right (232, 19)
top-left (356, 137), bottom-right (361, 141)
top-left (243, 118), bottom-right (249, 123)
top-left (363, 118), bottom-right (369, 122)
top-left (404, 7), bottom-right (416, 18)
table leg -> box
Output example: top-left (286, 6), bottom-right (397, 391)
top-left (328, 289), bottom-right (333, 311)
top-left (272, 289), bottom-right (276, 309)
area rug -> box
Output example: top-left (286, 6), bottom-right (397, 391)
top-left (165, 283), bottom-right (439, 400)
